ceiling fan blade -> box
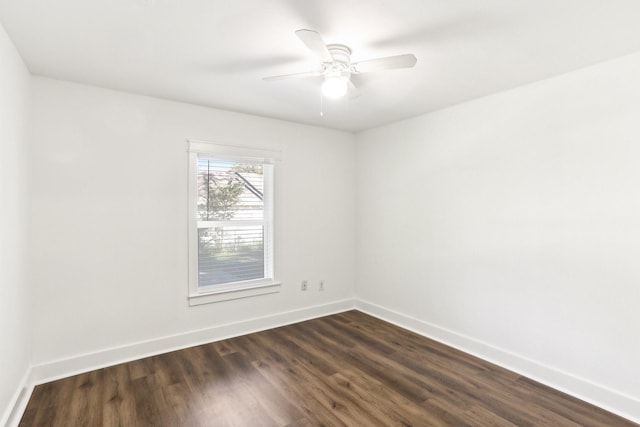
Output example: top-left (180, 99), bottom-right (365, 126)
top-left (295, 29), bottom-right (334, 63)
top-left (263, 70), bottom-right (323, 81)
top-left (352, 54), bottom-right (417, 73)
top-left (347, 80), bottom-right (361, 99)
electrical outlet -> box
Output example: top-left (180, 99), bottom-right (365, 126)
top-left (319, 280), bottom-right (325, 291)
top-left (301, 280), bottom-right (308, 291)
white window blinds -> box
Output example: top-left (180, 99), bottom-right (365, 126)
top-left (196, 156), bottom-right (274, 288)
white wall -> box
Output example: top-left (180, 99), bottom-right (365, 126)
top-left (29, 77), bottom-right (356, 371)
top-left (0, 23), bottom-right (31, 426)
top-left (356, 52), bottom-right (640, 420)
top-left (11, 33), bottom-right (640, 424)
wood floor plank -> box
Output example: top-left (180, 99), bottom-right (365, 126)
top-left (284, 322), bottom-right (434, 403)
top-left (251, 355), bottom-right (349, 427)
top-left (67, 371), bottom-right (104, 426)
top-left (248, 329), bottom-right (370, 425)
top-left (332, 369), bottom-right (450, 426)
top-left (102, 363), bottom-right (137, 427)
top-left (221, 350), bottom-right (303, 425)
top-left (19, 310), bottom-right (638, 426)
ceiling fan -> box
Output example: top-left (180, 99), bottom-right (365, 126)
top-left (263, 29), bottom-right (417, 99)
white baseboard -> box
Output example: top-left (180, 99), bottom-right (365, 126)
top-left (11, 298), bottom-right (639, 426)
top-left (30, 299), bottom-right (356, 386)
top-left (355, 299), bottom-right (640, 424)
top-left (1, 369), bottom-right (33, 427)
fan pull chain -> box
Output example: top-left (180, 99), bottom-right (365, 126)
top-left (320, 91), bottom-right (324, 117)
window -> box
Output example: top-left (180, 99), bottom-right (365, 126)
top-left (188, 141), bottom-right (280, 305)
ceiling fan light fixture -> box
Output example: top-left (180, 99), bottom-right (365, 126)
top-left (264, 30), bottom-right (417, 103)
top-left (321, 76), bottom-right (348, 99)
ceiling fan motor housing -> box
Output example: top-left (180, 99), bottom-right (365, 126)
top-left (325, 44), bottom-right (352, 79)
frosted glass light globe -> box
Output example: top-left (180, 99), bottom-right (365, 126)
top-left (321, 76), bottom-right (348, 99)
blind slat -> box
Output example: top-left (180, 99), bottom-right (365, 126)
top-left (196, 155), bottom-right (270, 286)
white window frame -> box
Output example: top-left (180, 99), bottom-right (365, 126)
top-left (187, 140), bottom-right (281, 306)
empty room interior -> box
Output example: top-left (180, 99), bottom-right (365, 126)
top-left (1, 1), bottom-right (640, 426)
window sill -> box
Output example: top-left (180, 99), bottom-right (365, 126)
top-left (188, 280), bottom-right (281, 306)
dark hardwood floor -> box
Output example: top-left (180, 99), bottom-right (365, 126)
top-left (19, 310), bottom-right (636, 426)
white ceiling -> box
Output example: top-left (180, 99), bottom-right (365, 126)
top-left (1, 0), bottom-right (640, 132)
